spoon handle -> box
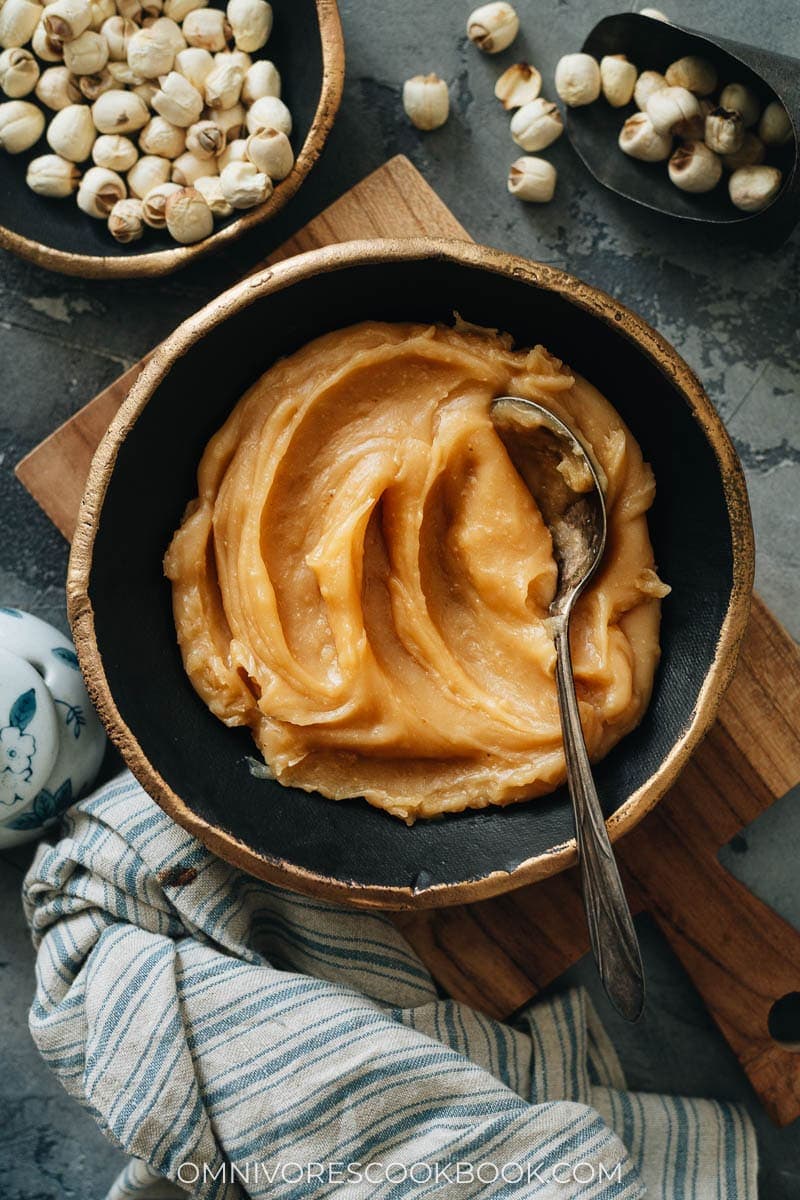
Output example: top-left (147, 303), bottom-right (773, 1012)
top-left (553, 619), bottom-right (645, 1022)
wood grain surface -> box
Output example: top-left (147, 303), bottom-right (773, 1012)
top-left (15, 154), bottom-right (800, 1125)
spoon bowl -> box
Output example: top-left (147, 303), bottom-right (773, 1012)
top-left (491, 398), bottom-right (607, 612)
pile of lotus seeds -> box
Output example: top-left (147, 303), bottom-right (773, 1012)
top-left (572, 39), bottom-right (791, 214)
top-left (0, 0), bottom-right (294, 246)
top-left (401, 2), bottom-right (793, 213)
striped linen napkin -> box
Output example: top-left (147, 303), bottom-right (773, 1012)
top-left (22, 772), bottom-right (757, 1200)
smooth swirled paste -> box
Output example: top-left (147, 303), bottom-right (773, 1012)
top-left (164, 321), bottom-right (669, 822)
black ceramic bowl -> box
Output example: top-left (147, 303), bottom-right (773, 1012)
top-left (0, 0), bottom-right (344, 277)
top-left (67, 240), bottom-right (754, 908)
top-left (567, 13), bottom-right (800, 247)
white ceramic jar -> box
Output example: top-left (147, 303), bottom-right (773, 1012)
top-left (0, 608), bottom-right (105, 847)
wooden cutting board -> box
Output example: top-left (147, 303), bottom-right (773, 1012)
top-left (16, 155), bottom-right (800, 1126)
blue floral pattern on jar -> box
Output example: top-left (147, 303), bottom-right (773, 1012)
top-left (0, 687), bottom-right (38, 791)
top-left (0, 611), bottom-right (105, 847)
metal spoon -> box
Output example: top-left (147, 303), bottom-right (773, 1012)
top-left (491, 395), bottom-right (645, 1022)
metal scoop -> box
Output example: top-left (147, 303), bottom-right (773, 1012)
top-left (491, 395), bottom-right (645, 1022)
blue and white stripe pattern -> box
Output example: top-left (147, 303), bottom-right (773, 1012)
top-left (23, 773), bottom-right (756, 1199)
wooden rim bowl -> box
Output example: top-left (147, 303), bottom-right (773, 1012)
top-left (67, 238), bottom-right (755, 908)
top-left (0, 0), bottom-right (345, 278)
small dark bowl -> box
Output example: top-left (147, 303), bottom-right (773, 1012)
top-left (0, 0), bottom-right (344, 278)
top-left (67, 240), bottom-right (754, 908)
top-left (567, 13), bottom-right (799, 247)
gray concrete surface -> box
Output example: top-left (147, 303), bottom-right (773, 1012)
top-left (1, 0), bottom-right (798, 1195)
